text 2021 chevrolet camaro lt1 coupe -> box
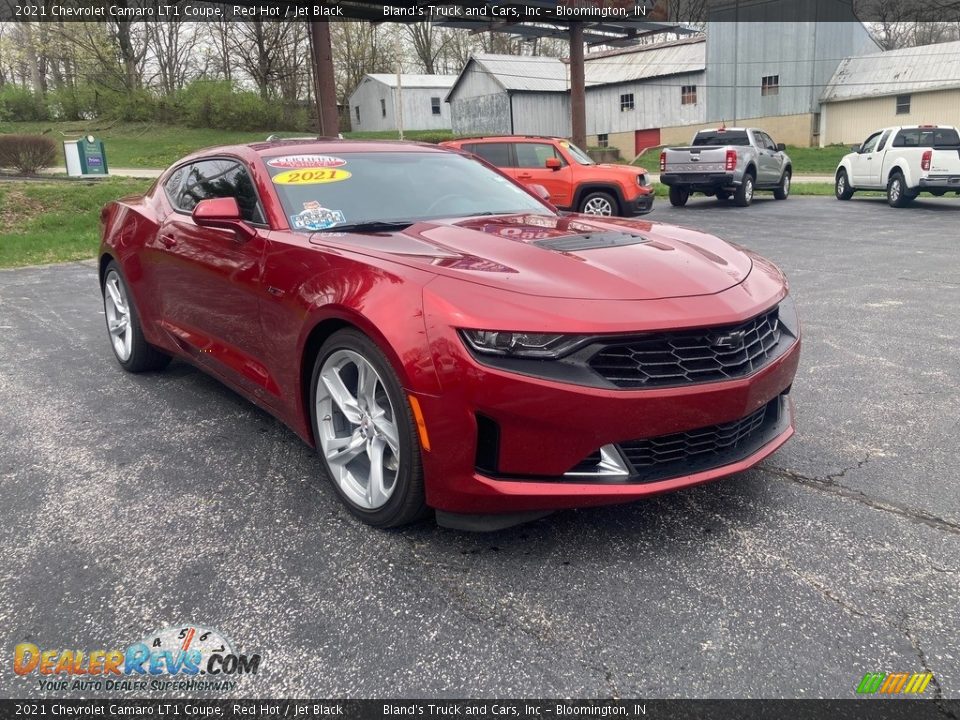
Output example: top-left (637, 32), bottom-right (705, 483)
top-left (99, 140), bottom-right (800, 530)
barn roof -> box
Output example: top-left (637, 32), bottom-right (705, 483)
top-left (583, 36), bottom-right (706, 85)
top-left (362, 74), bottom-right (457, 89)
top-left (821, 39), bottom-right (960, 102)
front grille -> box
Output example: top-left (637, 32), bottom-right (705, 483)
top-left (588, 306), bottom-right (783, 388)
top-left (619, 402), bottom-right (770, 480)
top-left (562, 394), bottom-right (788, 485)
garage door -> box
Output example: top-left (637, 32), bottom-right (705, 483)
top-left (635, 128), bottom-right (661, 155)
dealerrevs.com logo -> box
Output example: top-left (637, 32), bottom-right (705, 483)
top-left (13, 624), bottom-right (261, 693)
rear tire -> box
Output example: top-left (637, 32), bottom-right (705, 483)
top-left (310, 328), bottom-right (428, 528)
top-left (734, 172), bottom-right (754, 207)
top-left (668, 187), bottom-right (689, 207)
top-left (835, 169), bottom-right (854, 200)
top-left (101, 261), bottom-right (171, 373)
top-left (774, 169), bottom-right (791, 200)
top-left (887, 172), bottom-right (914, 208)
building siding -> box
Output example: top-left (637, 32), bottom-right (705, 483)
top-left (705, 18), bottom-right (878, 123)
top-left (821, 89), bottom-right (960, 146)
top-left (585, 71), bottom-right (706, 135)
top-left (349, 77), bottom-right (452, 133)
top-left (511, 93), bottom-right (571, 136)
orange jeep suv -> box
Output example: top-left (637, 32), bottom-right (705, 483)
top-left (440, 136), bottom-right (654, 216)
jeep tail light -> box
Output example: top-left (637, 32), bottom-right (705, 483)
top-left (659, 151), bottom-right (666, 172)
top-left (921, 150), bottom-right (932, 171)
top-left (725, 149), bottom-right (737, 172)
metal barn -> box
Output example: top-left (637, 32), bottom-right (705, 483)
top-left (348, 74), bottom-right (456, 133)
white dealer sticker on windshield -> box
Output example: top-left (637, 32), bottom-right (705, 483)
top-left (267, 155), bottom-right (347, 169)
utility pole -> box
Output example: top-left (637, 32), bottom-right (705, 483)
top-left (310, 21), bottom-right (340, 137)
top-left (569, 22), bottom-right (586, 149)
top-left (395, 33), bottom-right (404, 140)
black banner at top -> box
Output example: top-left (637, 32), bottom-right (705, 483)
top-left (0, 0), bottom-right (958, 23)
top-left (2, 699), bottom-right (960, 720)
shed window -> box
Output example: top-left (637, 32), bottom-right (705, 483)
top-left (431, 97), bottom-right (441, 115)
top-left (380, 98), bottom-right (387, 118)
top-left (761, 75), bottom-right (780, 96)
top-left (896, 95), bottom-right (911, 114)
top-left (354, 106), bottom-right (360, 123)
top-left (620, 93), bottom-right (634, 112)
top-left (681, 85), bottom-right (697, 105)
top-left (597, 133), bottom-right (609, 148)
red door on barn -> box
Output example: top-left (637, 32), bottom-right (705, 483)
top-left (635, 128), bottom-right (661, 155)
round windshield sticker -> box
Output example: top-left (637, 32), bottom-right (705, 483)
top-left (267, 155), bottom-right (346, 169)
top-left (291, 203), bottom-right (345, 231)
top-left (273, 168), bottom-right (352, 185)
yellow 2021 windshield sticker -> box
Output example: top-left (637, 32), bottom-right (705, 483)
top-left (273, 168), bottom-right (352, 185)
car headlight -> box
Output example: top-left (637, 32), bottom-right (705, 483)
top-left (459, 330), bottom-right (586, 359)
top-left (637, 174), bottom-right (649, 187)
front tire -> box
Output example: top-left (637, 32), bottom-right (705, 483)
top-left (887, 172), bottom-right (914, 208)
top-left (310, 329), bottom-right (427, 527)
top-left (579, 191), bottom-right (618, 216)
top-left (734, 173), bottom-right (754, 207)
top-left (774, 169), bottom-right (791, 200)
top-left (668, 187), bottom-right (689, 207)
top-left (101, 261), bottom-right (171, 373)
top-left (835, 169), bottom-right (854, 200)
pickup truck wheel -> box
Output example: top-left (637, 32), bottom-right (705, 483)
top-left (774, 169), bottom-right (791, 200)
top-left (579, 191), bottom-right (617, 216)
top-left (887, 172), bottom-right (914, 208)
top-left (668, 187), bottom-right (689, 207)
top-left (835, 170), bottom-right (854, 200)
top-left (734, 174), bottom-right (754, 207)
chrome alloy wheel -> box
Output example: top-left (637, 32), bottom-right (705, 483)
top-left (103, 270), bottom-right (132, 362)
top-left (316, 349), bottom-right (401, 510)
top-left (583, 196), bottom-right (614, 215)
top-left (782, 173), bottom-right (791, 196)
top-left (890, 177), bottom-right (902, 202)
top-left (744, 177), bottom-right (754, 202)
top-left (836, 174), bottom-right (846, 195)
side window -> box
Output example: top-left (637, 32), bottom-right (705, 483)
top-left (877, 130), bottom-right (891, 150)
top-left (163, 167), bottom-right (185, 201)
top-left (431, 97), bottom-right (441, 115)
top-left (176, 160), bottom-right (266, 225)
top-left (470, 142), bottom-right (512, 168)
top-left (861, 132), bottom-right (882, 153)
top-left (514, 143), bottom-right (562, 169)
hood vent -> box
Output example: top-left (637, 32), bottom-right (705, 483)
top-left (532, 230), bottom-right (648, 253)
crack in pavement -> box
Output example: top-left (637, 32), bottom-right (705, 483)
top-left (758, 460), bottom-right (960, 537)
top-left (898, 614), bottom-right (960, 718)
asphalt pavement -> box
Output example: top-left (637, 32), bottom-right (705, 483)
top-left (1, 194), bottom-right (958, 699)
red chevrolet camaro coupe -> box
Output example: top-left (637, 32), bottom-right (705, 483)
top-left (99, 140), bottom-right (800, 530)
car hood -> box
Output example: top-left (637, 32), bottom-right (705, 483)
top-left (311, 213), bottom-right (753, 301)
top-left (595, 162), bottom-right (648, 177)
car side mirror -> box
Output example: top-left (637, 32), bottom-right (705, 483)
top-left (529, 183), bottom-right (551, 200)
top-left (776, 143), bottom-right (786, 152)
top-left (192, 197), bottom-right (256, 241)
top-left (851, 145), bottom-right (862, 153)
top-left (545, 157), bottom-right (562, 171)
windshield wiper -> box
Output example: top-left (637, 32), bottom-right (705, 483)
top-left (315, 220), bottom-right (413, 234)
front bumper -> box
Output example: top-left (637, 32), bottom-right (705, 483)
top-left (624, 192), bottom-right (655, 215)
top-left (413, 321), bottom-right (800, 515)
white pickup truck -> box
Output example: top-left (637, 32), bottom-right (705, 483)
top-left (835, 125), bottom-right (960, 207)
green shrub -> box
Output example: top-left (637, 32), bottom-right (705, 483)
top-left (0, 87), bottom-right (49, 122)
top-left (0, 134), bottom-right (57, 174)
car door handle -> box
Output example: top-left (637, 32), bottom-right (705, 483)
top-left (517, 173), bottom-right (533, 179)
top-left (159, 233), bottom-right (177, 248)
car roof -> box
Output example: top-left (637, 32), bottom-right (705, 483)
top-left (447, 136), bottom-right (563, 143)
top-left (175, 138), bottom-right (449, 166)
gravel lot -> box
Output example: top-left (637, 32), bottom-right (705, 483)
top-left (1, 195), bottom-right (958, 699)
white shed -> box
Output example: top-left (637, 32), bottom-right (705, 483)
top-left (348, 74), bottom-right (456, 133)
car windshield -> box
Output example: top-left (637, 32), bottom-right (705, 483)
top-left (562, 141), bottom-right (596, 165)
top-left (693, 131), bottom-right (750, 146)
top-left (265, 151), bottom-right (552, 232)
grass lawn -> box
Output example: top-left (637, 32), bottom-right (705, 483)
top-left (0, 121), bottom-right (455, 170)
top-left (634, 144), bottom-right (852, 176)
top-left (0, 177), bottom-right (152, 268)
